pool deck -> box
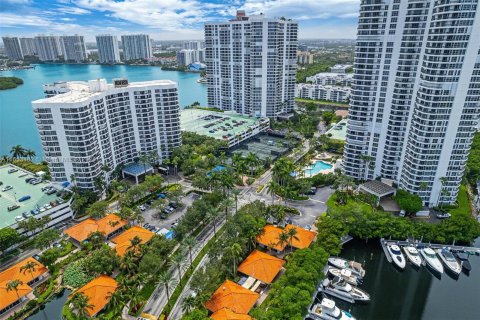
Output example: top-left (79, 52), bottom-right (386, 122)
top-left (301, 160), bottom-right (334, 178)
top-left (0, 164), bottom-right (58, 228)
top-left (325, 119), bottom-right (347, 141)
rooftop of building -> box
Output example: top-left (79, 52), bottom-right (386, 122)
top-left (111, 226), bottom-right (155, 257)
top-left (307, 72), bottom-right (353, 79)
top-left (0, 164), bottom-right (62, 229)
top-left (0, 280), bottom-right (32, 311)
top-left (325, 119), bottom-right (348, 141)
top-left (74, 275), bottom-right (118, 317)
top-left (256, 224), bottom-right (317, 251)
top-left (237, 250), bottom-right (285, 284)
top-left (210, 308), bottom-right (253, 320)
top-left (64, 213), bottom-right (126, 243)
top-left (180, 108), bottom-right (267, 141)
top-left (205, 280), bottom-right (259, 315)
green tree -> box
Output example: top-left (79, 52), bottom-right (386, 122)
top-left (10, 145), bottom-right (26, 159)
top-left (226, 243), bottom-right (242, 278)
top-left (20, 260), bottom-right (38, 283)
top-left (86, 201), bottom-right (108, 220)
top-left (286, 226), bottom-right (299, 253)
top-left (183, 236), bottom-right (196, 270)
top-left (182, 295), bottom-right (196, 314)
top-left (39, 248), bottom-right (61, 268)
top-left (169, 252), bottom-right (185, 286)
top-left (6, 279), bottom-right (23, 301)
top-left (86, 231), bottom-right (105, 249)
top-left (277, 231), bottom-right (289, 252)
top-left (84, 246), bottom-right (119, 276)
top-left (34, 229), bottom-right (60, 249)
top-left (395, 189), bottom-right (423, 213)
top-left (71, 292), bottom-right (94, 319)
top-left (157, 272), bottom-right (178, 305)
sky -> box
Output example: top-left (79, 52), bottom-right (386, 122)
top-left (0, 0), bottom-right (360, 41)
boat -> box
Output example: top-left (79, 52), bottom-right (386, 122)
top-left (328, 257), bottom-right (365, 278)
top-left (436, 249), bottom-right (462, 275)
top-left (327, 267), bottom-right (361, 286)
top-left (403, 246), bottom-right (422, 268)
top-left (320, 277), bottom-right (370, 303)
top-left (420, 248), bottom-right (444, 274)
top-left (454, 252), bottom-right (472, 272)
top-left (307, 298), bottom-right (356, 320)
top-left (387, 244), bottom-right (406, 269)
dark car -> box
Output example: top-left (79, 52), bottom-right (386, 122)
top-left (169, 202), bottom-right (179, 209)
top-left (305, 187), bottom-right (317, 195)
top-left (33, 254), bottom-right (41, 261)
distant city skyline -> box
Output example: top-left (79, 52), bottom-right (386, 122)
top-left (0, 0), bottom-right (360, 42)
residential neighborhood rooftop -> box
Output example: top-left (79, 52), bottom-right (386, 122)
top-left (205, 280), bottom-right (259, 315)
top-left (111, 225), bottom-right (155, 257)
top-left (237, 250), bottom-right (285, 284)
top-left (64, 213), bottom-right (126, 242)
top-left (256, 224), bottom-right (317, 251)
top-left (210, 308), bottom-right (253, 320)
top-left (75, 275), bottom-right (118, 317)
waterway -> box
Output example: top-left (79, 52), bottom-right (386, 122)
top-left (26, 288), bottom-right (70, 320)
top-left (0, 64), bottom-right (207, 158)
top-left (318, 238), bottom-right (480, 320)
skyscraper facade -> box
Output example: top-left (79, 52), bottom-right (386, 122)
top-left (2, 37), bottom-right (24, 60)
top-left (33, 79), bottom-right (181, 189)
top-left (121, 34), bottom-right (153, 61)
top-left (61, 35), bottom-right (87, 63)
top-left (205, 11), bottom-right (298, 118)
top-left (34, 35), bottom-right (62, 61)
top-left (343, 0), bottom-right (480, 206)
top-left (96, 35), bottom-right (121, 64)
top-left (176, 49), bottom-right (197, 67)
top-left (19, 37), bottom-right (36, 56)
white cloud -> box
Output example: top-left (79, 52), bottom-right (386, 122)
top-left (56, 6), bottom-right (91, 15)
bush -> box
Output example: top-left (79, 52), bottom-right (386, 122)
top-left (63, 260), bottom-right (93, 288)
top-left (395, 189), bottom-right (423, 213)
top-left (309, 172), bottom-right (337, 187)
top-left (246, 177), bottom-right (255, 185)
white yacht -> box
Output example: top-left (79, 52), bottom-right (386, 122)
top-left (328, 267), bottom-right (361, 286)
top-left (436, 249), bottom-right (462, 275)
top-left (307, 298), bottom-right (356, 320)
top-left (320, 277), bottom-right (370, 303)
top-left (387, 244), bottom-right (406, 269)
top-left (403, 246), bottom-right (422, 268)
top-left (328, 257), bottom-right (366, 278)
top-left (420, 247), bottom-right (444, 274)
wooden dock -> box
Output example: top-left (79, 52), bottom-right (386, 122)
top-left (380, 238), bottom-right (480, 255)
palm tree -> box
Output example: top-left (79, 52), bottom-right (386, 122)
top-left (1, 155), bottom-right (11, 164)
top-left (245, 152), bottom-right (260, 176)
top-left (10, 145), bottom-right (26, 159)
top-left (183, 236), bottom-right (196, 270)
top-left (220, 197), bottom-right (234, 221)
top-left (71, 292), bottom-right (94, 319)
top-left (206, 207), bottom-right (219, 236)
top-left (120, 252), bottom-right (138, 275)
top-left (266, 181), bottom-right (279, 204)
top-left (106, 290), bottom-right (124, 313)
top-left (438, 176), bottom-right (448, 207)
top-left (359, 154), bottom-right (374, 181)
top-left (182, 295), bottom-right (196, 314)
top-left (20, 261), bottom-right (38, 283)
top-left (227, 243), bottom-right (242, 278)
top-left (277, 231), bottom-right (289, 253)
top-left (25, 149), bottom-right (36, 161)
top-left (127, 235), bottom-right (143, 256)
top-left (231, 189), bottom-right (241, 214)
top-left (286, 227), bottom-right (299, 253)
top-left (6, 279), bottom-right (23, 301)
top-left (169, 252), bottom-right (185, 286)
top-left (157, 272), bottom-right (178, 305)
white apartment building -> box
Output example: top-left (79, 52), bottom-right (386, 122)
top-left (306, 72), bottom-right (353, 87)
top-left (2, 37), bottom-right (24, 60)
top-left (205, 10), bottom-right (298, 118)
top-left (20, 38), bottom-right (36, 56)
top-left (96, 35), bottom-right (121, 64)
top-left (297, 51), bottom-right (314, 65)
top-left (61, 35), bottom-right (87, 63)
top-left (329, 64), bottom-right (352, 74)
top-left (176, 49), bottom-right (197, 67)
top-left (121, 34), bottom-right (153, 61)
top-left (343, 0), bottom-right (480, 206)
top-left (34, 35), bottom-right (63, 61)
top-left (183, 41), bottom-right (204, 50)
top-left (33, 78), bottom-right (181, 189)
top-left (296, 84), bottom-right (350, 103)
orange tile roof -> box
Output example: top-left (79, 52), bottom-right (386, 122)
top-left (65, 214), bottom-right (126, 242)
top-left (111, 226), bottom-right (155, 257)
top-left (210, 308), bottom-right (253, 320)
top-left (75, 275), bottom-right (118, 317)
top-left (256, 224), bottom-right (317, 251)
top-left (0, 257), bottom-right (48, 285)
top-left (0, 281), bottom-right (32, 311)
top-left (237, 250), bottom-right (285, 284)
top-left (205, 280), bottom-right (259, 314)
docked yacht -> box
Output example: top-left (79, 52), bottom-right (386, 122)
top-left (328, 257), bottom-right (366, 278)
top-left (403, 246), bottom-right (422, 268)
top-left (387, 244), bottom-right (406, 269)
top-left (420, 248), bottom-right (444, 274)
top-left (436, 249), bottom-right (462, 275)
top-left (320, 277), bottom-right (370, 303)
top-left (328, 267), bottom-right (361, 286)
top-left (307, 298), bottom-right (356, 320)
top-left (455, 252), bottom-right (472, 272)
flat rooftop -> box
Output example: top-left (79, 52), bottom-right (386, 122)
top-left (0, 165), bottom-right (59, 228)
top-left (325, 119), bottom-right (347, 141)
top-left (180, 108), bottom-right (263, 141)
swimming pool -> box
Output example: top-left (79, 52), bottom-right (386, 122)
top-left (303, 160), bottom-right (333, 176)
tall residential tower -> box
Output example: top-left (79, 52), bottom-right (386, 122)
top-left (205, 11), bottom-right (298, 118)
top-left (61, 35), bottom-right (87, 63)
top-left (343, 0), bottom-right (480, 206)
top-left (96, 35), bottom-right (121, 64)
top-left (121, 34), bottom-right (153, 61)
top-left (34, 35), bottom-right (63, 61)
top-left (2, 37), bottom-right (24, 60)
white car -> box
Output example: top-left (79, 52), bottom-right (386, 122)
top-left (2, 186), bottom-right (13, 192)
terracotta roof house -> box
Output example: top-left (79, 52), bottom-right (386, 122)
top-left (0, 257), bottom-right (49, 316)
top-left (237, 250), bottom-right (285, 284)
top-left (256, 224), bottom-right (317, 252)
top-left (210, 308), bottom-right (253, 320)
top-left (74, 275), bottom-right (118, 317)
top-left (111, 226), bottom-right (155, 257)
top-left (205, 280), bottom-right (259, 315)
top-left (64, 214), bottom-right (126, 243)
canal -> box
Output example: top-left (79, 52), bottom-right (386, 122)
top-left (320, 238), bottom-right (480, 320)
top-left (26, 289), bottom-right (70, 320)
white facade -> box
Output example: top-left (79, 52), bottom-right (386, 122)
top-left (121, 34), bottom-right (153, 61)
top-left (96, 35), bottom-right (121, 64)
top-left (183, 41), bottom-right (204, 50)
top-left (2, 37), bottom-right (23, 60)
top-left (296, 84), bottom-right (350, 103)
top-left (329, 64), bottom-right (352, 74)
top-left (205, 11), bottom-right (298, 118)
top-left (20, 38), bottom-right (36, 56)
top-left (176, 49), bottom-right (196, 67)
top-left (33, 79), bottom-right (181, 189)
top-left (344, 0), bottom-right (480, 206)
top-left (297, 51), bottom-right (313, 65)
top-left (34, 36), bottom-right (63, 61)
top-left (306, 72), bottom-right (353, 87)
top-left (61, 35), bottom-right (87, 63)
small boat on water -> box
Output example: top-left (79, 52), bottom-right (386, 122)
top-left (420, 248), bottom-right (444, 274)
top-left (328, 267), bottom-right (361, 286)
top-left (454, 252), bottom-right (472, 272)
top-left (436, 249), bottom-right (462, 275)
top-left (320, 277), bottom-right (370, 303)
top-left (387, 244), bottom-right (406, 269)
top-left (403, 246), bottom-right (422, 268)
top-left (328, 257), bottom-right (365, 278)
top-left (307, 298), bottom-right (356, 320)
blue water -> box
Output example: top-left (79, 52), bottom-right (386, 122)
top-left (0, 64), bottom-right (207, 159)
top-left (304, 160), bottom-right (333, 175)
top-left (26, 288), bottom-right (71, 320)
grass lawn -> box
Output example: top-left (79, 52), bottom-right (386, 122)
top-left (449, 185), bottom-right (471, 217)
top-left (295, 98), bottom-right (349, 108)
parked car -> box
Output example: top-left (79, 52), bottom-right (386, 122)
top-left (399, 210), bottom-right (406, 217)
top-left (171, 222), bottom-right (178, 228)
top-left (159, 214), bottom-right (167, 220)
top-left (143, 223), bottom-right (150, 228)
top-left (2, 185), bottom-right (13, 192)
top-left (33, 254), bottom-right (41, 261)
top-left (436, 212), bottom-right (451, 219)
top-left (169, 202), bottom-right (179, 209)
top-left (305, 187), bottom-right (317, 195)
top-left (139, 205), bottom-right (146, 211)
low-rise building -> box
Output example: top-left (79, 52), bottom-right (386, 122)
top-left (329, 64), bottom-right (352, 73)
top-left (205, 280), bottom-right (259, 316)
top-left (73, 275), bottom-right (118, 317)
top-left (111, 226), bottom-right (155, 257)
top-left (297, 51), bottom-right (313, 64)
top-left (296, 84), bottom-right (350, 103)
top-left (64, 214), bottom-right (127, 245)
top-left (306, 72), bottom-right (353, 86)
top-left (256, 224), bottom-right (317, 253)
top-left (237, 250), bottom-right (285, 284)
